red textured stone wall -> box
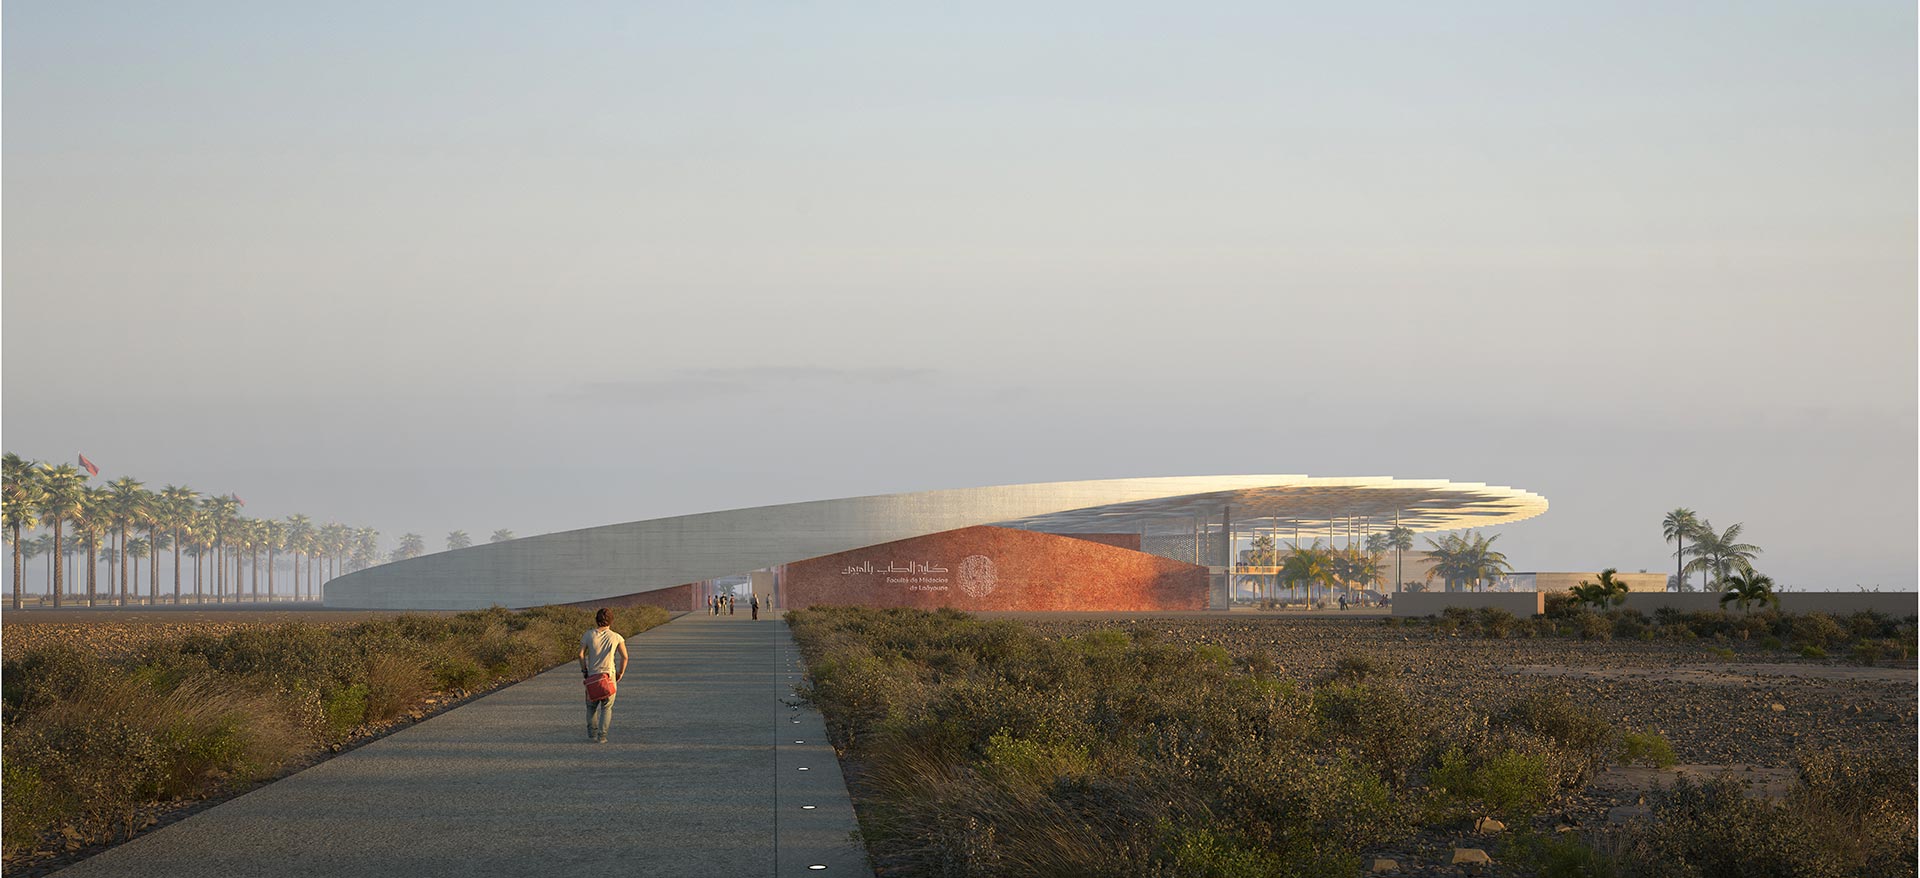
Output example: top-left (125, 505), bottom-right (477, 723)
top-left (782, 526), bottom-right (1207, 611)
top-left (561, 583), bottom-right (693, 613)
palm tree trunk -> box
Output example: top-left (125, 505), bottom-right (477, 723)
top-left (173, 528), bottom-right (183, 606)
top-left (85, 539), bottom-right (96, 607)
top-left (50, 522), bottom-right (64, 608)
top-left (149, 532), bottom-right (159, 606)
top-left (114, 528), bottom-right (124, 606)
top-left (10, 524), bottom-right (21, 610)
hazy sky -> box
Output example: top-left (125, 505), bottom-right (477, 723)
top-left (5, 2), bottom-right (1914, 588)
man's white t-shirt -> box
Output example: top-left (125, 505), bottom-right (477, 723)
top-left (581, 628), bottom-right (625, 677)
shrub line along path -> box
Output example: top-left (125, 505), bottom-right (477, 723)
top-left (55, 613), bottom-right (869, 878)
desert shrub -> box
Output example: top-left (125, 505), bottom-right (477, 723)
top-left (1192, 644), bottom-right (1232, 668)
top-left (320, 683), bottom-right (370, 735)
top-left (1330, 651), bottom-right (1380, 681)
top-left (1, 678), bottom-right (304, 850)
top-left (1759, 635), bottom-right (1783, 651)
top-left (1543, 592), bottom-right (1578, 619)
top-left (1614, 749), bottom-right (1917, 878)
top-left (1798, 645), bottom-right (1826, 660)
top-left (1848, 639), bottom-right (1885, 666)
top-left (1500, 830), bottom-right (1617, 878)
top-left (1493, 692), bottom-right (1615, 787)
top-left (363, 652), bottom-right (431, 722)
top-left (1155, 824), bottom-right (1306, 877)
top-left (1610, 610), bottom-right (1646, 641)
top-left (1, 643), bottom-right (116, 716)
top-left (1705, 646), bottom-right (1736, 662)
top-left (1619, 731), bottom-right (1678, 769)
top-left (1843, 611), bottom-right (1897, 642)
top-left (1478, 607), bottom-right (1519, 639)
top-left (1731, 612), bottom-right (1773, 641)
top-left (1790, 613), bottom-right (1846, 649)
top-left (1427, 744), bottom-right (1558, 818)
top-left (1311, 681), bottom-right (1431, 785)
top-left (980, 729), bottom-right (1093, 788)
top-left (431, 655), bottom-right (488, 690)
top-left (1575, 613), bottom-right (1613, 641)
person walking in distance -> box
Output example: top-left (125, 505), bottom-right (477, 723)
top-left (750, 594), bottom-right (759, 620)
top-left (578, 608), bottom-right (628, 743)
top-left (727, 594), bottom-right (735, 616)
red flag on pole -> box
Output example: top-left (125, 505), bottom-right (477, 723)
top-left (77, 454), bottom-right (99, 476)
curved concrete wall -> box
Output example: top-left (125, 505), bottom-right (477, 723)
top-left (325, 475), bottom-right (1548, 610)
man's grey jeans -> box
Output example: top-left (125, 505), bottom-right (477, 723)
top-left (587, 694), bottom-right (616, 741)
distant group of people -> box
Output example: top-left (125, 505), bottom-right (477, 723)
top-left (708, 594), bottom-right (761, 619)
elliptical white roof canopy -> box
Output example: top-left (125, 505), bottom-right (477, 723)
top-left (992, 475), bottom-right (1547, 532)
top-left (325, 475), bottom-right (1546, 609)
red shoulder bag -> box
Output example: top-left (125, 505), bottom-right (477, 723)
top-left (585, 673), bottom-right (616, 702)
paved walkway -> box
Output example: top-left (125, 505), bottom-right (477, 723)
top-left (62, 613), bottom-right (868, 878)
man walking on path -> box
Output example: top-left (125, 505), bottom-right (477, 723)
top-left (578, 608), bottom-right (628, 743)
top-left (750, 595), bottom-right (759, 620)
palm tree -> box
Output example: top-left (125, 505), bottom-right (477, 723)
top-left (59, 528), bottom-right (84, 601)
top-left (228, 517), bottom-right (254, 603)
top-left (146, 530), bottom-right (172, 604)
top-left (137, 487), bottom-right (163, 605)
top-left (1719, 570), bottom-right (1779, 613)
top-left (198, 495), bottom-right (237, 602)
top-left (1570, 568), bottom-right (1631, 610)
top-left (188, 513), bottom-right (214, 603)
top-left (261, 518), bottom-right (285, 601)
top-left (324, 523), bottom-right (352, 584)
top-left (351, 527), bottom-right (381, 573)
top-left (35, 464), bottom-right (89, 608)
top-left (1386, 525), bottom-right (1415, 593)
top-left (1661, 509), bottom-right (1699, 593)
top-left (393, 533), bottom-right (426, 561)
top-left (19, 534), bottom-right (49, 600)
top-left (159, 485), bottom-right (198, 605)
top-left (285, 514), bottom-right (313, 601)
top-left (1423, 531), bottom-right (1514, 592)
top-left (488, 529), bottom-right (514, 544)
top-left (1331, 546), bottom-right (1383, 598)
top-left (3, 453), bottom-right (45, 609)
top-left (106, 476), bottom-right (147, 606)
top-left (1683, 520), bottom-right (1761, 591)
top-left (127, 537), bottom-right (151, 590)
top-left (446, 530), bottom-right (472, 552)
top-left (69, 486), bottom-right (111, 608)
top-left (1279, 541), bottom-right (1336, 606)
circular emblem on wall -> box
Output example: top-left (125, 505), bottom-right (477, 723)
top-left (957, 555), bottom-right (997, 599)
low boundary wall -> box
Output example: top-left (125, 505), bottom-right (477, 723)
top-left (1393, 592), bottom-right (1543, 617)
top-left (1394, 591), bottom-right (1916, 618)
